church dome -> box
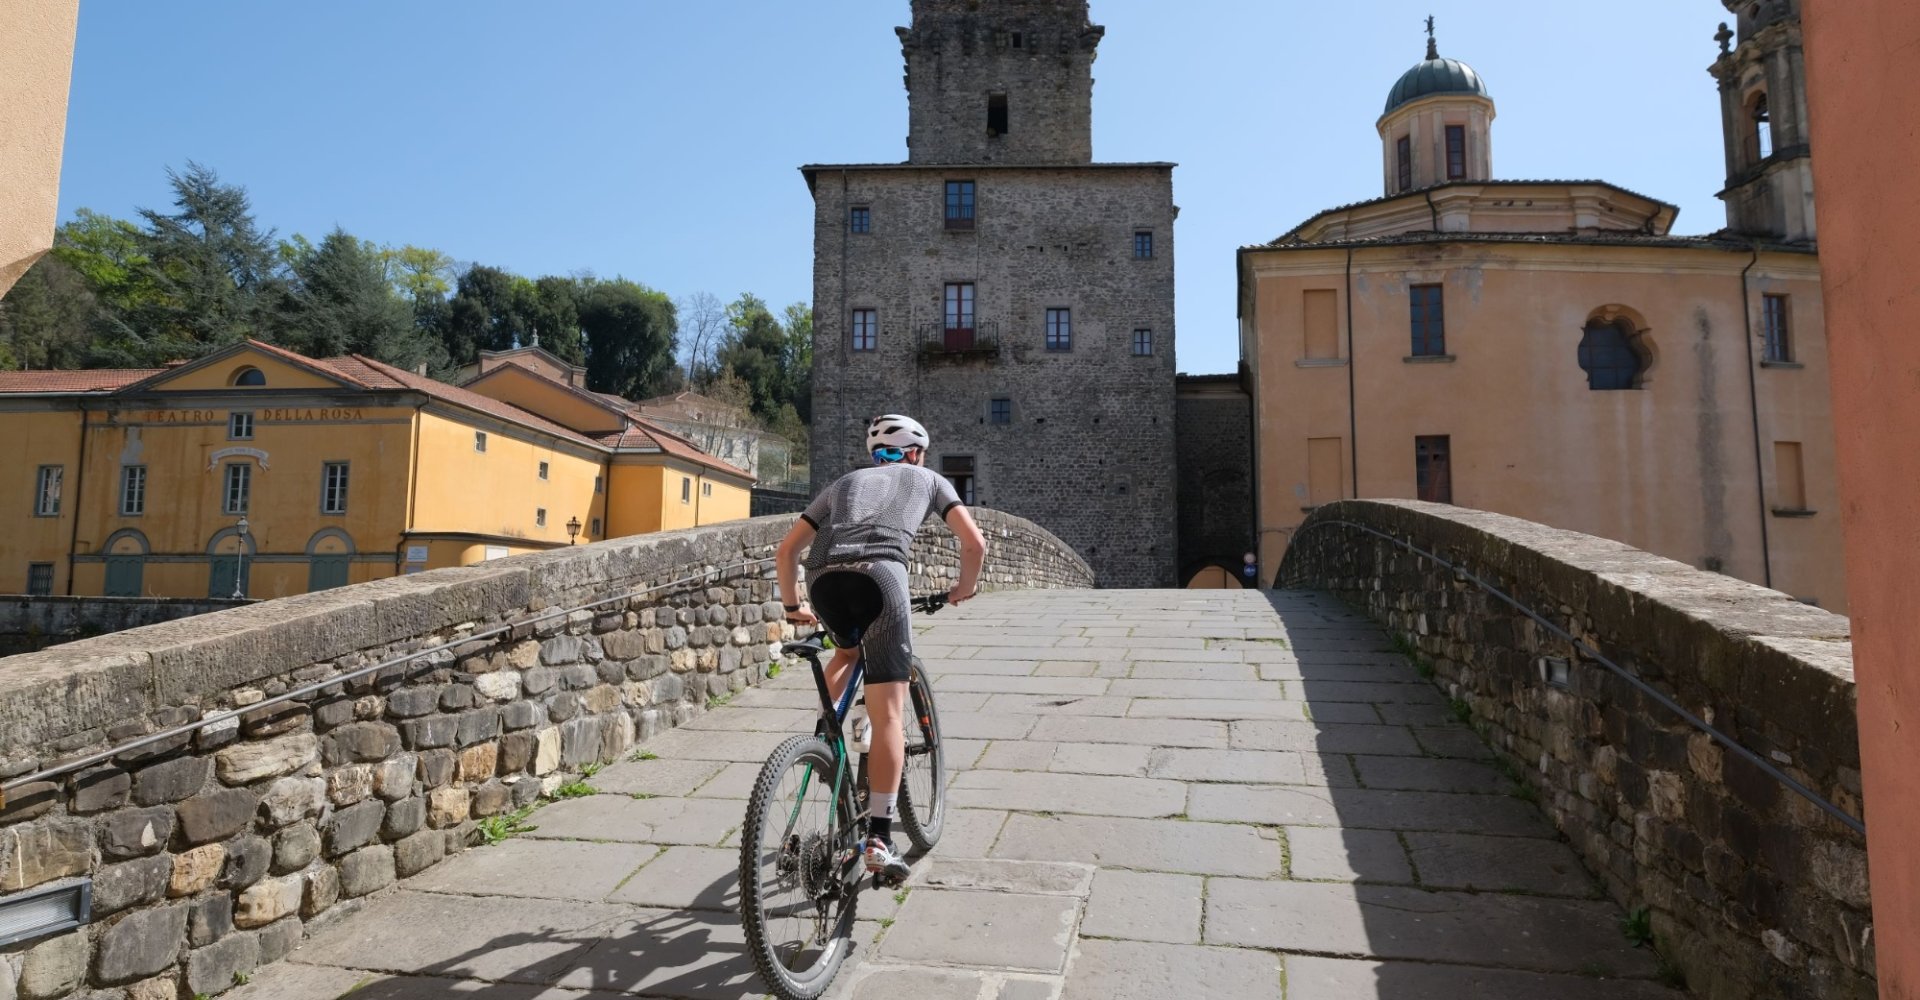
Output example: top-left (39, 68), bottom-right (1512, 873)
top-left (1383, 52), bottom-right (1490, 115)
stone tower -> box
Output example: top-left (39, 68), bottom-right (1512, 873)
top-left (803, 0), bottom-right (1178, 588)
top-left (1711, 0), bottom-right (1815, 242)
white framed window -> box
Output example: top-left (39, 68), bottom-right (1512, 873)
top-left (681, 477), bottom-right (692, 504)
top-left (228, 412), bottom-right (254, 440)
top-left (121, 465), bottom-right (147, 516)
top-left (702, 482), bottom-right (712, 497)
top-left (475, 431), bottom-right (488, 453)
top-left (594, 474), bottom-right (604, 494)
top-left (538, 461), bottom-right (549, 480)
top-left (34, 465), bottom-right (62, 517)
top-left (590, 517), bottom-right (603, 536)
top-left (223, 463), bottom-right (251, 514)
top-left (536, 508), bottom-right (547, 527)
top-left (322, 462), bottom-right (349, 514)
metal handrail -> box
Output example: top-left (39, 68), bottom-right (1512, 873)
top-left (1, 555), bottom-right (786, 801)
top-left (916, 320), bottom-right (1001, 355)
top-left (1281, 516), bottom-right (1866, 837)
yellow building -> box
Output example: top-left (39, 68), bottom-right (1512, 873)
top-left (0, 340), bottom-right (753, 598)
top-left (1236, 26), bottom-right (1846, 610)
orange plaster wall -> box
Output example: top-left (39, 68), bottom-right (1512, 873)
top-left (1801, 4), bottom-right (1920, 994)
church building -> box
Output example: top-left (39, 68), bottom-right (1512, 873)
top-left (803, 0), bottom-right (1178, 588)
top-left (1237, 5), bottom-right (1845, 609)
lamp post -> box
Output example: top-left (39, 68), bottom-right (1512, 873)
top-left (566, 516), bottom-right (581, 545)
top-left (232, 516), bottom-right (249, 599)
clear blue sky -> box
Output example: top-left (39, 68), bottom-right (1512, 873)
top-left (56, 1), bottom-right (1733, 376)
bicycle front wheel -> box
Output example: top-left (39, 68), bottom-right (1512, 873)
top-left (740, 734), bottom-right (860, 1000)
top-left (897, 657), bottom-right (945, 851)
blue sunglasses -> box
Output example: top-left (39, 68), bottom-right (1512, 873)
top-left (873, 447), bottom-right (908, 463)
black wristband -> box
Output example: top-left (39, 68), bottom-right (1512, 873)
top-left (783, 604), bottom-right (801, 613)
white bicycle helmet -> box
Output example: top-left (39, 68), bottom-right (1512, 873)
top-left (867, 414), bottom-right (930, 455)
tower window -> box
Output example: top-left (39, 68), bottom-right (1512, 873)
top-left (1753, 93), bottom-right (1773, 161)
top-left (1578, 317), bottom-right (1650, 390)
top-left (1045, 309), bottom-right (1072, 351)
top-left (941, 455), bottom-right (977, 505)
top-left (1446, 125), bottom-right (1467, 180)
top-left (852, 309), bottom-right (878, 352)
top-left (943, 284), bottom-right (976, 350)
top-left (1415, 436), bottom-right (1453, 504)
top-left (1397, 136), bottom-right (1413, 192)
top-left (1134, 231), bottom-right (1154, 259)
top-left (945, 181), bottom-right (976, 230)
top-left (1132, 329), bottom-right (1154, 356)
top-left (850, 206), bottom-right (871, 234)
top-left (1011, 32), bottom-right (1022, 49)
top-left (990, 398), bottom-right (1012, 424)
top-left (1409, 284), bottom-right (1446, 357)
top-left (988, 94), bottom-right (1009, 136)
top-left (1763, 294), bottom-right (1793, 363)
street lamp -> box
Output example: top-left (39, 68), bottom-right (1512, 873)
top-left (566, 516), bottom-right (581, 545)
top-left (232, 516), bottom-right (249, 599)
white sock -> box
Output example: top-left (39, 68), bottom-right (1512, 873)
top-left (870, 791), bottom-right (898, 821)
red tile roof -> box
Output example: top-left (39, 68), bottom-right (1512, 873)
top-left (0, 369), bottom-right (164, 393)
top-left (593, 416), bottom-right (754, 481)
top-left (321, 355), bottom-right (604, 449)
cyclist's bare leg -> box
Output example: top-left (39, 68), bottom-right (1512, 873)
top-left (823, 646), bottom-right (860, 704)
top-left (863, 680), bottom-right (908, 802)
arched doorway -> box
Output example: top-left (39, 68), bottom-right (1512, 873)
top-left (206, 527), bottom-right (255, 598)
top-left (1185, 566), bottom-right (1243, 590)
top-left (103, 529), bottom-right (149, 597)
top-left (306, 529), bottom-right (355, 592)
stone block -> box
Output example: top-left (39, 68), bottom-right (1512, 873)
top-left (559, 717), bottom-right (603, 767)
top-left (325, 800), bottom-right (386, 857)
top-left (234, 874), bottom-right (305, 929)
top-left (327, 764), bottom-right (374, 806)
top-left (241, 702), bottom-right (308, 739)
top-left (475, 671), bottom-right (521, 702)
top-left (132, 757), bottom-right (210, 806)
top-left (471, 781), bottom-right (510, 818)
top-left (190, 892), bottom-right (233, 946)
top-left (522, 666), bottom-right (557, 695)
top-left (72, 765), bottom-right (131, 814)
top-left (256, 914), bottom-right (302, 965)
top-left (175, 787), bottom-right (257, 846)
top-left (548, 692), bottom-right (582, 722)
top-left (338, 845), bottom-right (395, 898)
top-left (94, 902), bottom-right (188, 985)
top-left (457, 708), bottom-right (501, 747)
top-left (400, 716), bottom-right (457, 749)
top-left (220, 835), bottom-right (271, 889)
top-left (3, 818), bottom-right (90, 891)
top-left (313, 696), bottom-right (356, 728)
top-left (499, 731), bottom-right (536, 773)
top-left (373, 753), bottom-right (417, 800)
top-left (1811, 840), bottom-right (1871, 909)
top-left (93, 855), bottom-right (173, 916)
top-left (271, 822), bottom-right (320, 875)
top-left (533, 728), bottom-right (561, 775)
top-left (583, 685), bottom-right (622, 714)
top-left (541, 636), bottom-right (588, 665)
top-left (260, 776), bottom-right (327, 826)
top-left (384, 686), bottom-right (441, 718)
top-left (302, 866), bottom-right (340, 918)
top-left (20, 931), bottom-right (89, 999)
top-left (559, 664), bottom-right (598, 690)
top-left (100, 806), bottom-right (175, 860)
top-left (458, 743), bottom-right (498, 782)
top-left (324, 722), bottom-right (402, 764)
top-left (126, 976), bottom-right (179, 1000)
top-left (185, 929), bottom-right (259, 997)
top-left (383, 796), bottom-right (427, 840)
top-left (418, 749), bottom-right (456, 788)
top-left (394, 829), bottom-right (446, 878)
top-left (169, 843), bottom-right (226, 897)
top-left (500, 701), bottom-right (542, 731)
top-left (428, 787), bottom-right (470, 828)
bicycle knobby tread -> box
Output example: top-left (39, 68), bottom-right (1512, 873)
top-left (739, 734), bottom-right (858, 1000)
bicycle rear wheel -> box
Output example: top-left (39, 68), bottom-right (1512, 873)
top-left (897, 657), bottom-right (945, 851)
top-left (740, 734), bottom-right (860, 1000)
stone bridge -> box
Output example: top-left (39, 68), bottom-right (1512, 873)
top-left (0, 503), bottom-right (1869, 1000)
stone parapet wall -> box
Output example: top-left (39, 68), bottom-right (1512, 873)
top-left (0, 597), bottom-right (253, 656)
top-left (1280, 500), bottom-right (1869, 1000)
top-left (0, 509), bottom-right (1089, 999)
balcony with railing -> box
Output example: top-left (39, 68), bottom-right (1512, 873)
top-left (918, 319), bottom-right (1001, 361)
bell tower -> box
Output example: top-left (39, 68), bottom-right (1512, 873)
top-left (899, 0), bottom-right (1103, 165)
top-left (1710, 0), bottom-right (1815, 242)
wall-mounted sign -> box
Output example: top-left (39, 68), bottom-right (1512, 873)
top-left (207, 446), bottom-right (271, 471)
top-left (405, 545), bottom-right (430, 563)
top-left (261, 407), bottom-right (366, 422)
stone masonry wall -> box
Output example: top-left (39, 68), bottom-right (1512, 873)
top-left (0, 598), bottom-right (252, 656)
top-left (1281, 500), bottom-right (1869, 1000)
top-left (1174, 378), bottom-right (1253, 582)
top-left (0, 509), bottom-right (1089, 999)
top-left (901, 0), bottom-right (1101, 165)
top-left (809, 165), bottom-right (1177, 587)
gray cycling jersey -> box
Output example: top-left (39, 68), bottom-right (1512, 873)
top-left (799, 463), bottom-right (963, 570)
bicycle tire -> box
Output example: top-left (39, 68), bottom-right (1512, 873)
top-left (739, 734), bottom-right (860, 1000)
top-left (896, 657), bottom-right (945, 851)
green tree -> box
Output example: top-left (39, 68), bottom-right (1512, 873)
top-left (386, 245), bottom-right (455, 304)
top-left (781, 301), bottom-right (813, 424)
top-left (524, 276), bottom-right (584, 364)
top-left (578, 277), bottom-right (678, 400)
top-left (120, 162), bottom-right (284, 361)
top-left (0, 254), bottom-right (99, 370)
top-left (280, 228), bottom-right (443, 372)
top-left (440, 265), bottom-right (521, 366)
top-left (715, 292), bottom-right (789, 419)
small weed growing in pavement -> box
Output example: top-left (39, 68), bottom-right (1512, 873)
top-left (877, 917), bottom-right (895, 929)
top-left (1621, 905), bottom-right (1654, 947)
top-left (706, 691), bottom-right (735, 710)
top-left (767, 663), bottom-right (783, 678)
top-left (233, 971), bottom-right (251, 986)
top-left (893, 888), bottom-right (909, 905)
top-left (478, 805), bottom-right (539, 845)
top-left (552, 780), bottom-right (595, 800)
top-left (630, 792), bottom-right (654, 800)
top-left (582, 762), bottom-right (604, 779)
top-left (1448, 697), bottom-right (1473, 724)
top-left (1389, 633), bottom-right (1418, 657)
top-left (628, 749), bottom-right (659, 762)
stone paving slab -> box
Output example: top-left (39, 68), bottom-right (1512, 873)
top-left (607, 845), bottom-right (738, 910)
top-left (982, 694), bottom-right (1134, 716)
top-left (1078, 869), bottom-right (1202, 943)
top-left (407, 838), bottom-right (659, 901)
top-left (1028, 715), bottom-right (1228, 748)
top-left (1048, 742), bottom-right (1151, 776)
top-left (588, 757), bottom-right (728, 797)
top-left (523, 793), bottom-right (742, 846)
top-left (1204, 879), bottom-right (1661, 976)
top-left (1145, 747), bottom-right (1308, 784)
top-left (992, 814), bottom-right (1282, 877)
top-left (1403, 831), bottom-right (1599, 896)
top-left (947, 770), bottom-right (1186, 818)
top-left (1285, 826), bottom-right (1415, 883)
top-left (1060, 939), bottom-right (1281, 1000)
top-left (1189, 784), bottom-right (1557, 837)
top-left (292, 890), bottom-right (630, 982)
top-left (878, 890), bottom-right (1078, 972)
top-left (1230, 718), bottom-right (1424, 755)
top-left (1283, 956), bottom-right (1680, 998)
top-left (1350, 754), bottom-right (1510, 794)
top-left (687, 760), bottom-right (762, 799)
top-left (933, 675), bottom-right (1111, 695)
top-left (1127, 697), bottom-right (1310, 720)
top-left (915, 857), bottom-right (1095, 896)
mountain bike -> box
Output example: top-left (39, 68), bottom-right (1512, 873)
top-left (738, 594), bottom-right (949, 1000)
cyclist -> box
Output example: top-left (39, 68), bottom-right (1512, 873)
top-left (774, 413), bottom-right (987, 882)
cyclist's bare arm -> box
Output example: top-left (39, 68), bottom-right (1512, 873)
top-left (775, 518), bottom-right (817, 624)
top-left (944, 505), bottom-right (988, 604)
